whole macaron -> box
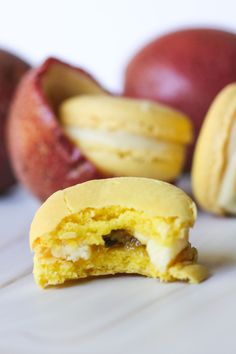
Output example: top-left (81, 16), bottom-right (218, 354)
top-left (60, 95), bottom-right (192, 182)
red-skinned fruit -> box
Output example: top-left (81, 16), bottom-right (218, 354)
top-left (0, 49), bottom-right (30, 193)
top-left (7, 58), bottom-right (108, 200)
top-left (124, 28), bottom-right (236, 168)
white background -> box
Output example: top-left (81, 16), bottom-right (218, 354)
top-left (0, 0), bottom-right (235, 92)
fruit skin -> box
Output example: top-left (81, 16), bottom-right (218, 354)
top-left (124, 28), bottom-right (236, 168)
top-left (7, 57), bottom-right (108, 201)
top-left (0, 50), bottom-right (30, 193)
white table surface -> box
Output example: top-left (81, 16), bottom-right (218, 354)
top-left (0, 180), bottom-right (235, 354)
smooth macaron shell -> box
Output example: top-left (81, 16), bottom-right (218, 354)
top-left (192, 83), bottom-right (236, 214)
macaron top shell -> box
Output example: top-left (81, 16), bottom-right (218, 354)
top-left (30, 177), bottom-right (196, 248)
top-left (192, 83), bottom-right (236, 214)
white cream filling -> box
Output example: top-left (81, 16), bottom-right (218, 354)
top-left (134, 232), bottom-right (188, 273)
top-left (146, 239), bottom-right (188, 273)
top-left (64, 127), bottom-right (182, 155)
top-left (218, 121), bottom-right (236, 213)
top-left (51, 244), bottom-right (91, 262)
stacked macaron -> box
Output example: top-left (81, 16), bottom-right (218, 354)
top-left (59, 95), bottom-right (192, 181)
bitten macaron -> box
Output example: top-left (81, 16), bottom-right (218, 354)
top-left (192, 83), bottom-right (236, 215)
top-left (30, 177), bottom-right (208, 288)
top-left (59, 95), bottom-right (193, 182)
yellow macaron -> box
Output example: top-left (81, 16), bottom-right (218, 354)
top-left (30, 177), bottom-right (208, 288)
top-left (192, 83), bottom-right (236, 215)
top-left (59, 95), bottom-right (193, 181)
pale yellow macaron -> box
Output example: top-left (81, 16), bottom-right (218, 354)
top-left (192, 83), bottom-right (236, 215)
top-left (59, 95), bottom-right (193, 181)
top-left (30, 177), bottom-right (208, 288)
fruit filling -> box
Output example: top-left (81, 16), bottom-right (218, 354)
top-left (102, 230), bottom-right (142, 248)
